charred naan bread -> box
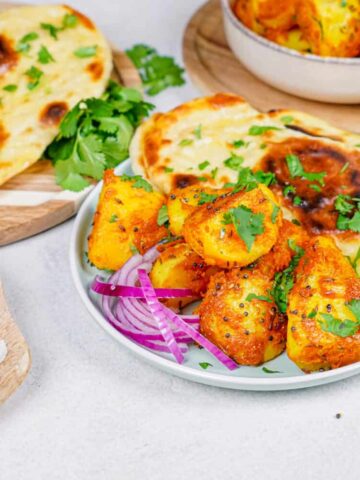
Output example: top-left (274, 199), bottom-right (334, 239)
top-left (131, 94), bottom-right (360, 261)
top-left (0, 4), bottom-right (112, 186)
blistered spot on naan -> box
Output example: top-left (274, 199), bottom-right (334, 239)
top-left (0, 123), bottom-right (9, 149)
top-left (40, 102), bottom-right (68, 126)
top-left (86, 60), bottom-right (104, 81)
top-left (0, 34), bottom-right (18, 76)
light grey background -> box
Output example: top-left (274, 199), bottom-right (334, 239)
top-left (1, 1), bottom-right (359, 479)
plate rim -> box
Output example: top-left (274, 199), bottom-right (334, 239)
top-left (69, 160), bottom-right (360, 391)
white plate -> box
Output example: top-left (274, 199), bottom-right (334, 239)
top-left (69, 160), bottom-right (360, 390)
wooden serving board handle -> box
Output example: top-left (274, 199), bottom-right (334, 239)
top-left (0, 282), bottom-right (31, 404)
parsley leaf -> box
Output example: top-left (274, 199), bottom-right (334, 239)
top-left (223, 205), bottom-right (264, 252)
top-left (246, 293), bottom-right (272, 303)
top-left (199, 362), bottom-right (213, 370)
top-left (335, 194), bottom-right (355, 215)
top-left (199, 160), bottom-right (210, 171)
top-left (198, 192), bottom-right (219, 205)
top-left (248, 125), bottom-right (281, 136)
top-left (3, 84), bottom-right (17, 92)
top-left (46, 80), bottom-right (154, 191)
top-left (319, 313), bottom-right (359, 338)
top-left (25, 66), bottom-right (43, 90)
top-left (74, 45), bottom-right (97, 58)
top-left (271, 240), bottom-right (304, 313)
top-left (38, 45), bottom-right (55, 64)
top-left (126, 44), bottom-right (185, 96)
top-left (224, 152), bottom-right (244, 170)
top-left (157, 205), bottom-right (169, 226)
top-left (286, 154), bottom-right (326, 186)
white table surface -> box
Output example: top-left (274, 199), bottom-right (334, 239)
top-left (1, 1), bottom-right (360, 479)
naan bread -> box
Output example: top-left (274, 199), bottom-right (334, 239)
top-left (0, 4), bottom-right (112, 186)
top-left (130, 93), bottom-right (360, 260)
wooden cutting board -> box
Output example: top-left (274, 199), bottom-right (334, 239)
top-left (0, 2), bottom-right (141, 247)
top-left (183, 0), bottom-right (360, 132)
top-left (0, 282), bottom-right (31, 404)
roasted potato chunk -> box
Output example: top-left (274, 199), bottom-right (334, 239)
top-left (253, 219), bottom-right (310, 279)
top-left (167, 185), bottom-right (231, 237)
top-left (287, 236), bottom-right (360, 372)
top-left (88, 170), bottom-right (167, 271)
top-left (297, 0), bottom-right (360, 57)
top-left (267, 29), bottom-right (311, 53)
top-left (234, 0), bottom-right (298, 34)
top-left (150, 242), bottom-right (219, 309)
top-left (183, 184), bottom-right (282, 268)
top-left (199, 269), bottom-right (287, 366)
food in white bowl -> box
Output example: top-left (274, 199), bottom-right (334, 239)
top-left (221, 0), bottom-right (360, 104)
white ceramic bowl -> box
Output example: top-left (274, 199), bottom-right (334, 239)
top-left (221, 0), bottom-right (360, 104)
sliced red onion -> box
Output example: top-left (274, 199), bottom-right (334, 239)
top-left (138, 269), bottom-right (184, 364)
top-left (92, 278), bottom-right (194, 298)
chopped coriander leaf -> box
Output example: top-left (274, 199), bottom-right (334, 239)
top-left (334, 194), bottom-right (355, 215)
top-left (346, 299), bottom-right (360, 322)
top-left (109, 214), bottom-right (118, 223)
top-left (246, 293), bottom-right (272, 303)
top-left (341, 0), bottom-right (347, 6)
top-left (197, 176), bottom-right (208, 182)
top-left (280, 115), bottom-right (294, 124)
top-left (210, 167), bottom-right (218, 179)
top-left (3, 84), bottom-right (17, 92)
top-left (222, 205), bottom-right (264, 252)
top-left (157, 205), bottom-right (169, 226)
top-left (38, 45), bottom-right (55, 64)
top-left (348, 247), bottom-right (360, 274)
top-left (262, 367), bottom-right (282, 374)
top-left (224, 152), bottom-right (244, 170)
top-left (40, 22), bottom-right (60, 40)
top-left (62, 13), bottom-right (78, 28)
top-left (74, 45), bottom-right (98, 58)
top-left (308, 309), bottom-right (317, 318)
top-left (260, 143), bottom-right (267, 149)
top-left (16, 32), bottom-right (39, 52)
top-left (293, 196), bottom-right (302, 206)
top-left (309, 184), bottom-right (321, 192)
top-left (130, 244), bottom-right (139, 255)
top-left (164, 166), bottom-right (174, 173)
top-left (25, 66), bottom-right (43, 90)
top-left (248, 125), bottom-right (281, 136)
top-left (340, 162), bottom-right (349, 174)
top-left (132, 177), bottom-right (153, 192)
top-left (253, 170), bottom-right (275, 187)
top-left (319, 313), bottom-right (359, 338)
top-left (283, 185), bottom-right (296, 196)
top-left (126, 43), bottom-right (185, 96)
top-left (193, 125), bottom-right (202, 139)
top-left (198, 192), bottom-right (219, 205)
top-left (271, 205), bottom-right (280, 224)
top-left (198, 160), bottom-right (210, 171)
top-left (271, 241), bottom-right (304, 313)
top-left (291, 219), bottom-right (301, 226)
top-left (232, 139), bottom-right (247, 148)
top-left (46, 80), bottom-right (154, 191)
top-left (199, 362), bottom-right (213, 370)
top-left (286, 154), bottom-right (326, 185)
top-left (338, 211), bottom-right (360, 232)
top-left (179, 138), bottom-right (193, 147)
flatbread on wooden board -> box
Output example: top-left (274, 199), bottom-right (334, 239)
top-left (0, 4), bottom-right (112, 186)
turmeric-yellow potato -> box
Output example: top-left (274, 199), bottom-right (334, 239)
top-left (287, 235), bottom-right (360, 372)
top-left (88, 170), bottom-right (167, 271)
top-left (199, 269), bottom-right (287, 366)
top-left (183, 184), bottom-right (282, 268)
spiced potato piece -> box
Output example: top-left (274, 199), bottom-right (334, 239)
top-left (167, 185), bottom-right (231, 236)
top-left (297, 0), bottom-right (360, 57)
top-left (183, 184), bottom-right (282, 268)
top-left (199, 269), bottom-right (287, 366)
top-left (88, 170), bottom-right (167, 271)
top-left (287, 236), bottom-right (360, 372)
top-left (150, 242), bottom-right (219, 309)
top-left (253, 219), bottom-right (310, 279)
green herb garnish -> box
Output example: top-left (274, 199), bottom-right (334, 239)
top-left (193, 125), bottom-right (202, 139)
top-left (280, 115), bottom-right (294, 124)
top-left (46, 80), bottom-right (154, 191)
top-left (164, 167), bottom-right (174, 173)
top-left (286, 154), bottom-right (326, 186)
top-left (223, 205), bottom-right (264, 252)
top-left (25, 66), bottom-right (43, 90)
top-left (224, 152), bottom-right (244, 171)
top-left (157, 205), bottom-right (169, 226)
top-left (109, 214), bottom-right (118, 223)
top-left (179, 139), bottom-right (193, 147)
top-left (40, 22), bottom-right (61, 40)
top-left (38, 45), bottom-right (55, 64)
top-left (246, 293), bottom-right (272, 303)
top-left (262, 367), bottom-right (282, 374)
top-left (3, 84), bottom-right (17, 92)
top-left (198, 192), bottom-right (219, 205)
top-left (210, 167), bottom-right (218, 179)
top-left (199, 160), bottom-right (210, 171)
top-left (271, 205), bottom-right (280, 224)
top-left (233, 139), bottom-right (247, 148)
top-left (199, 362), bottom-right (213, 370)
top-left (126, 43), bottom-right (185, 96)
top-left (16, 32), bottom-right (39, 53)
top-left (62, 13), bottom-right (78, 28)
top-left (74, 45), bottom-right (97, 58)
top-left (248, 125), bottom-right (281, 136)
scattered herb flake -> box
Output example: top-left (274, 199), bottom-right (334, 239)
top-left (223, 205), bottom-right (264, 252)
top-left (293, 196), bottom-right (302, 206)
top-left (286, 154), bottom-right (326, 186)
top-left (262, 367), bottom-right (282, 374)
top-left (38, 45), bottom-right (55, 64)
top-left (199, 160), bottom-right (210, 171)
top-left (157, 205), bottom-right (169, 226)
top-left (198, 192), bottom-right (219, 205)
top-left (3, 84), bottom-right (17, 92)
top-left (224, 152), bottom-right (244, 170)
top-left (283, 185), bottom-right (296, 196)
top-left (246, 293), bottom-right (272, 303)
top-left (210, 167), bottom-right (218, 179)
top-left (199, 362), bottom-right (213, 370)
top-left (164, 166), bottom-right (174, 173)
top-left (248, 125), bottom-right (281, 136)
top-left (179, 138), bottom-right (193, 147)
top-left (62, 13), bottom-right (78, 28)
top-left (232, 139), bottom-right (247, 148)
top-left (319, 313), bottom-right (359, 338)
top-left (271, 205), bottom-right (280, 224)
top-left (40, 22), bottom-right (60, 40)
top-left (308, 309), bottom-right (317, 319)
top-left (109, 214), bottom-right (118, 223)
top-left (25, 66), bottom-right (44, 90)
top-left (193, 125), bottom-right (202, 139)
top-left (16, 32), bottom-right (39, 53)
top-left (280, 115), bottom-right (294, 124)
top-left (74, 45), bottom-right (98, 58)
